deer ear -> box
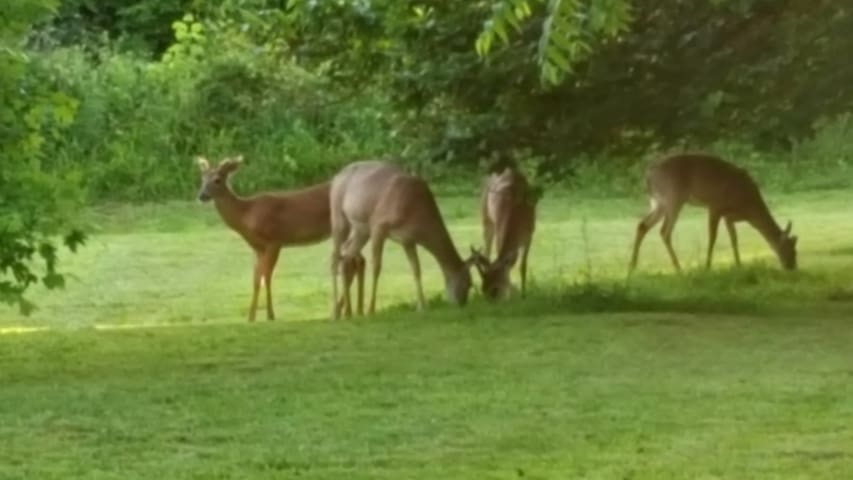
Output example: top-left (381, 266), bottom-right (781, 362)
top-left (218, 156), bottom-right (244, 175)
top-left (195, 156), bottom-right (210, 172)
top-left (463, 256), bottom-right (484, 275)
top-left (784, 221), bottom-right (792, 236)
top-left (465, 247), bottom-right (489, 275)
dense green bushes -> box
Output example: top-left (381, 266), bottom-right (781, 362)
top-left (31, 13), bottom-right (403, 202)
top-left (21, 0), bottom-right (853, 204)
top-left (27, 31), bottom-right (853, 202)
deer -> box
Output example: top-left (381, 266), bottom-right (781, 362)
top-left (328, 159), bottom-right (474, 320)
top-left (629, 152), bottom-right (798, 273)
top-left (195, 155), bottom-right (365, 322)
top-left (469, 165), bottom-right (537, 300)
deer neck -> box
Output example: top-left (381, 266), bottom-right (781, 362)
top-left (213, 187), bottom-right (251, 233)
top-left (747, 203), bottom-right (784, 254)
top-left (420, 222), bottom-right (466, 281)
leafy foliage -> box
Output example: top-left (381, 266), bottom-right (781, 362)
top-left (29, 2), bottom-right (403, 201)
top-left (1, 0), bottom-right (86, 314)
top-left (17, 0), bottom-right (853, 196)
top-left (305, 0), bottom-right (853, 169)
top-left (476, 0), bottom-right (633, 84)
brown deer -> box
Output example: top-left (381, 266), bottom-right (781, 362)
top-left (195, 155), bottom-right (365, 322)
top-left (470, 166), bottom-right (537, 300)
top-left (629, 152), bottom-right (798, 272)
top-left (328, 160), bottom-right (474, 320)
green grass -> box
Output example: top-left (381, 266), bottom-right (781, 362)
top-left (3, 189), bottom-right (852, 328)
top-left (1, 189), bottom-right (853, 478)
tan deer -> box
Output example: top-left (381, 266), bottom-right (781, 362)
top-left (328, 160), bottom-right (473, 320)
top-left (195, 155), bottom-right (365, 322)
top-left (629, 152), bottom-right (798, 272)
top-left (469, 166), bottom-right (537, 300)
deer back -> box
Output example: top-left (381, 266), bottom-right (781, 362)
top-left (243, 182), bottom-right (336, 247)
top-left (647, 153), bottom-right (770, 218)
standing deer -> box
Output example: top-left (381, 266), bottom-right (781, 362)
top-left (195, 155), bottom-right (365, 322)
top-left (328, 160), bottom-right (473, 320)
top-left (629, 152), bottom-right (798, 272)
top-left (470, 166), bottom-right (537, 300)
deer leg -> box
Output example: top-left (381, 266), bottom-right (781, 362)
top-left (403, 243), bottom-right (426, 311)
top-left (482, 217), bottom-right (495, 260)
top-left (368, 227), bottom-right (388, 315)
top-left (725, 217), bottom-right (742, 266)
top-left (356, 255), bottom-right (365, 316)
top-left (263, 248), bottom-right (281, 321)
top-left (660, 205), bottom-right (683, 273)
top-left (338, 257), bottom-right (353, 318)
top-left (339, 255), bottom-right (364, 318)
top-left (340, 229), bottom-right (371, 315)
top-left (337, 234), bottom-right (353, 318)
top-left (706, 211), bottom-right (721, 269)
top-left (520, 242), bottom-right (531, 298)
top-left (330, 231), bottom-right (345, 321)
top-left (248, 251), bottom-right (263, 322)
top-left (629, 205), bottom-right (664, 272)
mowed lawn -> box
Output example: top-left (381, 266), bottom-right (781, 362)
top-left (1, 189), bottom-right (853, 479)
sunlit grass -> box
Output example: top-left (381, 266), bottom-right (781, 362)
top-left (1, 190), bottom-right (852, 478)
top-left (2, 189), bottom-right (852, 328)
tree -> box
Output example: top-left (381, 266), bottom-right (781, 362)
top-left (477, 0), bottom-right (633, 85)
top-left (284, 0), bottom-right (853, 167)
top-left (1, 0), bottom-right (86, 314)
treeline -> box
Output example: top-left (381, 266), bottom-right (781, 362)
top-left (21, 0), bottom-right (853, 200)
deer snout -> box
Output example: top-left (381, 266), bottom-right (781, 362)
top-left (197, 187), bottom-right (211, 202)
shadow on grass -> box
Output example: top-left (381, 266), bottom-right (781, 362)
top-left (824, 245), bottom-right (853, 257)
top-left (381, 263), bottom-right (853, 321)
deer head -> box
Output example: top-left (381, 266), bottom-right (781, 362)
top-left (195, 155), bottom-right (244, 202)
top-left (468, 246), bottom-right (513, 301)
top-left (777, 220), bottom-right (798, 270)
top-left (446, 264), bottom-right (473, 306)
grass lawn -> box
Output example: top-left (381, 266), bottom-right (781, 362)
top-left (1, 189), bottom-right (852, 478)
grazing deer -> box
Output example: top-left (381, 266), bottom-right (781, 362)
top-left (470, 166), bottom-right (537, 300)
top-left (328, 160), bottom-right (473, 320)
top-left (195, 155), bottom-right (365, 322)
top-left (629, 152), bottom-right (798, 272)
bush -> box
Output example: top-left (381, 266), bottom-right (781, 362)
top-left (24, 7), bottom-right (853, 204)
top-left (31, 13), bottom-right (403, 202)
top-left (1, 0), bottom-right (86, 314)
